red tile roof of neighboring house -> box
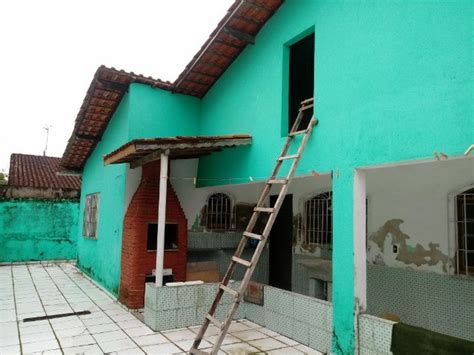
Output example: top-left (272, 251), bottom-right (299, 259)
top-left (9, 154), bottom-right (81, 190)
top-left (60, 0), bottom-right (284, 172)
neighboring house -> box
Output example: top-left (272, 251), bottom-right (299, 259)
top-left (0, 154), bottom-right (81, 262)
top-left (58, 0), bottom-right (473, 353)
top-left (5, 153), bottom-right (81, 199)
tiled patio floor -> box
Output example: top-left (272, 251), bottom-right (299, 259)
top-left (0, 263), bottom-right (321, 354)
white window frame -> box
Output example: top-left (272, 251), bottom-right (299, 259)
top-left (83, 192), bottom-right (99, 238)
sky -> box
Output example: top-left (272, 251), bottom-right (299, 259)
top-left (0, 0), bottom-right (234, 173)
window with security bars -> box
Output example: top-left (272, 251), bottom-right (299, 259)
top-left (83, 193), bottom-right (99, 238)
top-left (305, 192), bottom-right (332, 247)
top-left (456, 188), bottom-right (474, 275)
top-left (206, 193), bottom-right (232, 231)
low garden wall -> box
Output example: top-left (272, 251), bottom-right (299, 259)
top-left (0, 199), bottom-right (79, 262)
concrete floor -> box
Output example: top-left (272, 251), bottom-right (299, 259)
top-left (0, 263), bottom-right (322, 354)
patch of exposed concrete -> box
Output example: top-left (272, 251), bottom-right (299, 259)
top-left (368, 219), bottom-right (449, 272)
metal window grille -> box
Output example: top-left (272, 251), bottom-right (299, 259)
top-left (456, 188), bottom-right (474, 275)
top-left (83, 193), bottom-right (99, 238)
top-left (305, 192), bottom-right (332, 247)
top-left (207, 193), bottom-right (232, 231)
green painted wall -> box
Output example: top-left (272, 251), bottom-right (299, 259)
top-left (76, 93), bottom-right (130, 296)
top-left (128, 83), bottom-right (200, 139)
top-left (77, 0), bottom-right (472, 351)
top-left (193, 1), bottom-right (473, 353)
top-left (76, 84), bottom-right (200, 296)
top-left (0, 199), bottom-right (78, 262)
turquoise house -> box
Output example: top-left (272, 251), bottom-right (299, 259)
top-left (59, 0), bottom-right (474, 353)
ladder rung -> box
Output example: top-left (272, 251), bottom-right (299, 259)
top-left (254, 207), bottom-right (274, 213)
top-left (189, 348), bottom-right (209, 355)
top-left (278, 154), bottom-right (299, 161)
top-left (220, 284), bottom-right (239, 297)
top-left (206, 314), bottom-right (222, 329)
top-left (301, 97), bottom-right (314, 105)
top-left (267, 179), bottom-right (287, 184)
top-left (243, 231), bottom-right (262, 241)
top-left (289, 129), bottom-right (307, 137)
top-left (300, 104), bottom-right (314, 111)
top-left (232, 256), bottom-right (252, 268)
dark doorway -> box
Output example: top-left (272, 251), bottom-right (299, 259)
top-left (269, 194), bottom-right (293, 291)
top-left (288, 32), bottom-right (315, 132)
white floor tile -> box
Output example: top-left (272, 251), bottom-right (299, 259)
top-left (63, 344), bottom-right (103, 355)
top-left (93, 330), bottom-right (129, 344)
top-left (98, 338), bottom-right (137, 353)
top-left (21, 330), bottom-right (56, 344)
top-left (227, 322), bottom-right (251, 333)
top-left (59, 334), bottom-right (96, 348)
top-left (133, 334), bottom-right (169, 347)
top-left (21, 339), bottom-right (60, 353)
top-left (124, 326), bottom-right (154, 337)
top-left (142, 342), bottom-right (182, 354)
top-left (231, 329), bottom-right (267, 341)
top-left (206, 333), bottom-right (241, 345)
top-left (87, 322), bottom-right (120, 334)
top-left (162, 329), bottom-right (196, 342)
top-left (267, 347), bottom-right (305, 354)
top-left (249, 337), bottom-right (287, 351)
top-left (274, 334), bottom-right (300, 346)
top-left (221, 342), bottom-right (260, 354)
top-left (0, 344), bottom-right (21, 355)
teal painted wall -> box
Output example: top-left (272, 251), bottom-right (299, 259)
top-left (193, 1), bottom-right (473, 352)
top-left (76, 85), bottom-right (200, 296)
top-left (76, 93), bottom-right (130, 296)
top-left (77, 0), bottom-right (472, 351)
top-left (0, 199), bottom-right (78, 262)
top-left (128, 83), bottom-right (200, 139)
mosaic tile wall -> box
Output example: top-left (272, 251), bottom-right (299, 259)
top-left (144, 281), bottom-right (244, 331)
top-left (367, 264), bottom-right (474, 341)
top-left (187, 231), bottom-right (269, 284)
top-left (244, 286), bottom-right (333, 354)
top-left (358, 314), bottom-right (395, 355)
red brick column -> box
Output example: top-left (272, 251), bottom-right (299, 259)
top-left (119, 161), bottom-right (187, 309)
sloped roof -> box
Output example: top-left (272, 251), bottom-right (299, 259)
top-left (9, 154), bottom-right (81, 190)
top-left (60, 0), bottom-right (283, 172)
top-left (103, 134), bottom-right (252, 167)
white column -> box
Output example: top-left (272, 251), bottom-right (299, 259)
top-left (353, 169), bottom-right (367, 311)
top-left (155, 151), bottom-right (169, 287)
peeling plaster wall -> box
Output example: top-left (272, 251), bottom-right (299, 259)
top-left (366, 158), bottom-right (474, 274)
top-left (0, 199), bottom-right (78, 262)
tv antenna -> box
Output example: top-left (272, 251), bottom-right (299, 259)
top-left (43, 125), bottom-right (52, 156)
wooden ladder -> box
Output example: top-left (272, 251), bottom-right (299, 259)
top-left (190, 98), bottom-right (317, 355)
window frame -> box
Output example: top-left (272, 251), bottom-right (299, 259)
top-left (206, 192), bottom-right (233, 232)
top-left (83, 192), bottom-right (99, 239)
top-left (455, 187), bottom-right (474, 276)
top-left (448, 183), bottom-right (474, 276)
top-left (304, 191), bottom-right (333, 248)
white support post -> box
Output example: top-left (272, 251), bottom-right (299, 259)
top-left (353, 169), bottom-right (367, 311)
top-left (155, 151), bottom-right (169, 287)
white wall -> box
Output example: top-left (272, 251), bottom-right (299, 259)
top-left (366, 157), bottom-right (474, 274)
top-left (169, 159), bottom-right (332, 232)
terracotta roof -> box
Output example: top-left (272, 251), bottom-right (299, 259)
top-left (173, 0), bottom-right (284, 97)
top-left (103, 134), bottom-right (252, 167)
top-left (60, 0), bottom-right (283, 172)
top-left (8, 154), bottom-right (81, 190)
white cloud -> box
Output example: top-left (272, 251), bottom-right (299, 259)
top-left (0, 0), bottom-right (233, 172)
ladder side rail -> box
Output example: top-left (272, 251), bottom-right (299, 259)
top-left (212, 117), bottom-right (318, 353)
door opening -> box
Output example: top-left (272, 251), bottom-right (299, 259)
top-left (269, 194), bottom-right (293, 291)
top-left (288, 32), bottom-right (315, 132)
